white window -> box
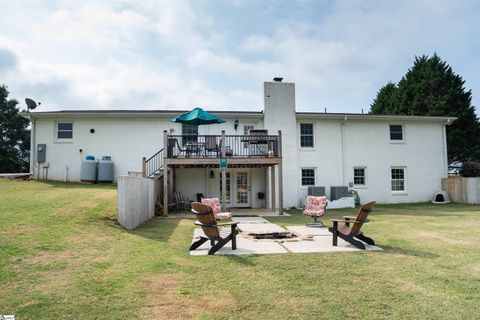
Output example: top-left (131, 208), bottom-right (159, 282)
top-left (391, 167), bottom-right (406, 192)
top-left (300, 123), bottom-right (314, 148)
top-left (353, 167), bottom-right (366, 186)
top-left (243, 125), bottom-right (254, 148)
top-left (301, 168), bottom-right (315, 186)
top-left (182, 123), bottom-right (198, 145)
top-left (244, 125), bottom-right (254, 135)
top-left (56, 122), bottom-right (73, 141)
top-left (389, 124), bottom-right (404, 141)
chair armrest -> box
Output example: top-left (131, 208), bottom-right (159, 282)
top-left (330, 219), bottom-right (363, 224)
top-left (194, 221), bottom-right (217, 227)
top-left (217, 222), bottom-right (238, 227)
top-left (343, 216), bottom-right (357, 220)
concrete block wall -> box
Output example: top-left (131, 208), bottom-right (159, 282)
top-left (117, 175), bottom-right (160, 229)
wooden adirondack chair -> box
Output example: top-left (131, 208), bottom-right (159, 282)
top-left (329, 201), bottom-right (376, 250)
top-left (189, 202), bottom-right (238, 255)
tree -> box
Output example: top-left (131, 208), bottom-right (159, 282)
top-left (0, 85), bottom-right (30, 173)
top-left (370, 53), bottom-right (480, 163)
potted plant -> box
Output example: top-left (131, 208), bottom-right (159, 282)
top-left (257, 192), bottom-right (265, 207)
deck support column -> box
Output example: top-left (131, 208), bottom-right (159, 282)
top-left (221, 130), bottom-right (227, 211)
top-left (277, 130), bottom-right (283, 215)
top-left (169, 166), bottom-right (174, 205)
top-left (163, 164), bottom-right (168, 217)
top-left (278, 163), bottom-right (283, 215)
top-left (271, 165), bottom-right (276, 212)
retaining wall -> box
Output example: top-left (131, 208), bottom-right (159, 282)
top-left (117, 175), bottom-right (161, 230)
top-left (441, 176), bottom-right (480, 204)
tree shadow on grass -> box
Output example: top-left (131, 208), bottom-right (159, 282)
top-left (35, 180), bottom-right (117, 190)
top-left (130, 217), bottom-right (186, 243)
top-left (381, 245), bottom-right (440, 259)
top-left (223, 254), bottom-right (258, 266)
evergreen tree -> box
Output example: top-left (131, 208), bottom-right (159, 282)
top-left (370, 82), bottom-right (398, 114)
top-left (0, 85), bottom-right (30, 173)
top-left (370, 54), bottom-right (480, 162)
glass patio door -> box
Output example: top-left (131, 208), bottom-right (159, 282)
top-left (235, 171), bottom-right (250, 207)
top-left (219, 172), bottom-right (231, 206)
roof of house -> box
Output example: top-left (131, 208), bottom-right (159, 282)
top-left (21, 109), bottom-right (457, 123)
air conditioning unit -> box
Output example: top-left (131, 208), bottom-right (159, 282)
top-left (308, 186), bottom-right (325, 197)
top-left (330, 186), bottom-right (349, 201)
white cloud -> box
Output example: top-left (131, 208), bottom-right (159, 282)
top-left (0, 0), bottom-right (478, 114)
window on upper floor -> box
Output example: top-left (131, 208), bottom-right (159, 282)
top-left (243, 125), bottom-right (254, 148)
top-left (182, 123), bottom-right (198, 145)
top-left (391, 167), bottom-right (406, 192)
top-left (300, 123), bottom-right (314, 148)
top-left (389, 124), bottom-right (403, 141)
top-left (353, 167), bottom-right (366, 186)
top-left (301, 168), bottom-right (315, 186)
top-left (56, 122), bottom-right (73, 141)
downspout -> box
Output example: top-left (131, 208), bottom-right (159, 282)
top-left (443, 119), bottom-right (452, 176)
top-left (341, 116), bottom-right (348, 185)
top-left (29, 116), bottom-right (36, 176)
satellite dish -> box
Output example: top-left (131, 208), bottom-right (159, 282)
top-left (25, 98), bottom-right (38, 111)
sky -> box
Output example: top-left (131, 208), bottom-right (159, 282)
top-left (0, 0), bottom-right (479, 114)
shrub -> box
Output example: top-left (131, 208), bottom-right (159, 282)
top-left (460, 160), bottom-right (480, 177)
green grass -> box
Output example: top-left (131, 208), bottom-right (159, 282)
top-left (1, 180), bottom-right (479, 319)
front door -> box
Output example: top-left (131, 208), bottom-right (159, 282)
top-left (234, 171), bottom-right (250, 207)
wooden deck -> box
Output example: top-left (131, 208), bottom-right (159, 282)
top-left (165, 156), bottom-right (281, 167)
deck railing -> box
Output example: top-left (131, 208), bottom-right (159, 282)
top-left (142, 148), bottom-right (164, 177)
top-left (165, 133), bottom-right (281, 159)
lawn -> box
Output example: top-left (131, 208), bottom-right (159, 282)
top-left (1, 180), bottom-right (479, 319)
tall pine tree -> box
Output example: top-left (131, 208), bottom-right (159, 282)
top-left (0, 85), bottom-right (30, 173)
top-left (370, 54), bottom-right (480, 163)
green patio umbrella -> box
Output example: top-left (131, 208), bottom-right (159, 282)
top-left (171, 107), bottom-right (225, 125)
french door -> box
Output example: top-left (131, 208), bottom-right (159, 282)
top-left (234, 171), bottom-right (250, 207)
top-left (219, 170), bottom-right (250, 207)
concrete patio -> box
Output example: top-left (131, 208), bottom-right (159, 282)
top-left (189, 217), bottom-right (382, 256)
top-left (163, 208), bottom-right (290, 219)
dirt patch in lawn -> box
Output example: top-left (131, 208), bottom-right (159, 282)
top-left (141, 274), bottom-right (236, 320)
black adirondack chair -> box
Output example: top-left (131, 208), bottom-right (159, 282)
top-left (329, 201), bottom-right (376, 250)
top-left (189, 202), bottom-right (238, 255)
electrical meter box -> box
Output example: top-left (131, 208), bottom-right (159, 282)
top-left (37, 144), bottom-right (46, 163)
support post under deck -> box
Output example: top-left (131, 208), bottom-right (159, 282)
top-left (221, 130), bottom-right (227, 211)
top-left (163, 164), bottom-right (168, 217)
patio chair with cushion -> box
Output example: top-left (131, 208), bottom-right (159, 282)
top-left (190, 202), bottom-right (238, 255)
top-left (329, 201), bottom-right (376, 250)
top-left (201, 197), bottom-right (232, 220)
top-left (303, 196), bottom-right (328, 227)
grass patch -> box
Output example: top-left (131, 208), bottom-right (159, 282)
top-left (1, 179), bottom-right (479, 319)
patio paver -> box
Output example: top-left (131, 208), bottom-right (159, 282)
top-left (286, 225), bottom-right (331, 236)
top-left (237, 222), bottom-right (289, 235)
top-left (231, 217), bottom-right (270, 224)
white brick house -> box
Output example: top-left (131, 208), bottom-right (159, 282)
top-left (23, 80), bottom-right (455, 211)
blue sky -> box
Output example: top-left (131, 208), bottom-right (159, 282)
top-left (0, 0), bottom-right (479, 114)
